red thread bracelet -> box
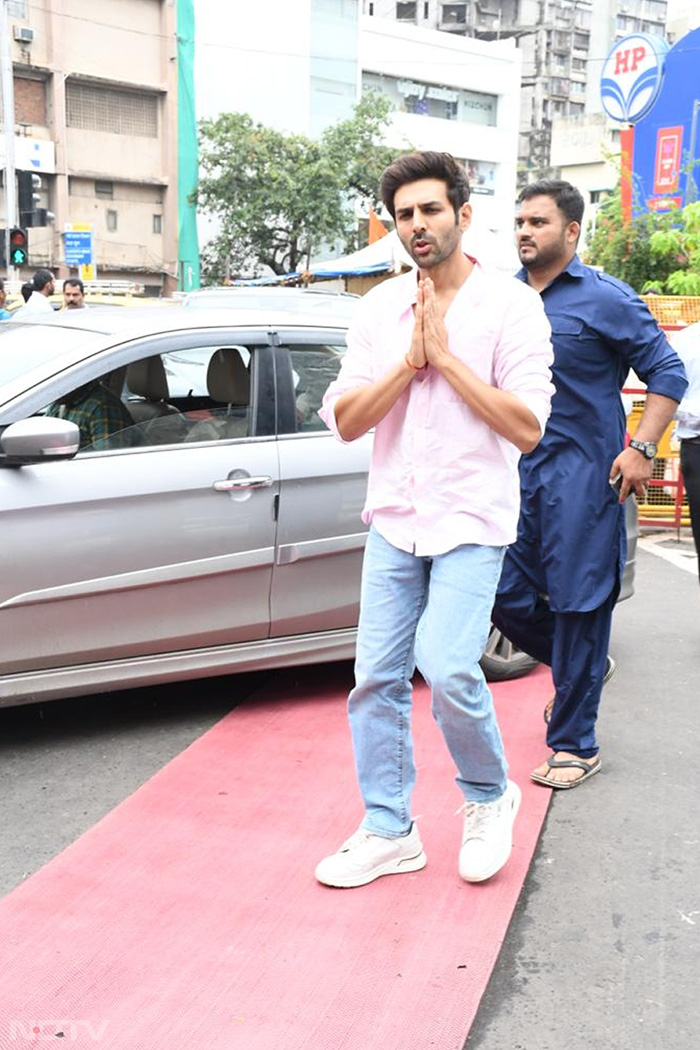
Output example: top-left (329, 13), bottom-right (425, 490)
top-left (405, 353), bottom-right (425, 372)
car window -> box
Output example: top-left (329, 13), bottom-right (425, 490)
top-left (288, 345), bottom-right (346, 432)
top-left (162, 346), bottom-right (251, 397)
top-left (39, 344), bottom-right (255, 452)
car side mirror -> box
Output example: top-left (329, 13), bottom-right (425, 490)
top-left (0, 416), bottom-right (80, 465)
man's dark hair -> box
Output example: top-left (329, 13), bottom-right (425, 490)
top-left (20, 281), bottom-right (33, 302)
top-left (32, 268), bottom-right (55, 292)
top-left (63, 277), bottom-right (85, 293)
top-left (517, 180), bottom-right (585, 226)
top-left (380, 151), bottom-right (470, 220)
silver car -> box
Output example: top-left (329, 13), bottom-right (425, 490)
top-left (0, 301), bottom-right (636, 707)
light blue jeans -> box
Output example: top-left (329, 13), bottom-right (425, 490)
top-left (349, 527), bottom-right (508, 838)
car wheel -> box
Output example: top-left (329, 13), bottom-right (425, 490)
top-left (480, 624), bottom-right (539, 682)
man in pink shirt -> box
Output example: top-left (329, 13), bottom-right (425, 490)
top-left (315, 152), bottom-right (553, 889)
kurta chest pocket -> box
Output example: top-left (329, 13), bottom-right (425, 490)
top-left (549, 315), bottom-right (585, 337)
top-left (548, 313), bottom-right (608, 373)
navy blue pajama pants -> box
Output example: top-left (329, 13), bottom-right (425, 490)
top-left (492, 567), bottom-right (617, 759)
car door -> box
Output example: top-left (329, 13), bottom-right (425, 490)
top-left (269, 328), bottom-right (371, 636)
top-left (0, 328), bottom-right (279, 676)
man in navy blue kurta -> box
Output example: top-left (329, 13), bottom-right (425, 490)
top-left (492, 180), bottom-right (688, 789)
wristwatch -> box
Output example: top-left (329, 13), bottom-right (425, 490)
top-left (629, 438), bottom-right (658, 459)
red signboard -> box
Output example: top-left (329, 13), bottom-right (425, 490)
top-left (654, 126), bottom-right (683, 193)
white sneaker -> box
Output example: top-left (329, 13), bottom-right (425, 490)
top-left (315, 822), bottom-right (427, 888)
top-left (458, 780), bottom-right (521, 883)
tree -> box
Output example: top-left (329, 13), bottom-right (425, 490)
top-left (196, 92), bottom-right (401, 282)
top-left (585, 185), bottom-right (700, 295)
top-left (647, 201), bottom-right (700, 295)
top-left (584, 185), bottom-right (678, 293)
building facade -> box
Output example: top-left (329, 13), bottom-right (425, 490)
top-left (192, 0), bottom-right (520, 271)
top-left (360, 15), bottom-right (521, 259)
top-left (0, 0), bottom-right (178, 293)
top-left (365, 0), bottom-right (668, 182)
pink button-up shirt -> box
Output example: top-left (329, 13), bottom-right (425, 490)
top-left (320, 258), bottom-right (554, 556)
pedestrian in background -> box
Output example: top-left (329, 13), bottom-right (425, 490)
top-left (316, 152), bottom-right (554, 889)
top-left (0, 279), bottom-right (11, 319)
top-left (62, 277), bottom-right (86, 310)
top-left (492, 179), bottom-right (688, 790)
top-left (671, 322), bottom-right (700, 586)
top-left (12, 269), bottom-right (55, 317)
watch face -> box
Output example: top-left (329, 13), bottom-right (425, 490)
top-left (632, 439), bottom-right (657, 458)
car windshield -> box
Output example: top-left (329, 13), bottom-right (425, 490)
top-left (0, 322), bottom-right (105, 389)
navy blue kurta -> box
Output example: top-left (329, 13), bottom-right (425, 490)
top-left (502, 256), bottom-right (688, 613)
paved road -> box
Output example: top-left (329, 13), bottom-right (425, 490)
top-left (466, 539), bottom-right (700, 1050)
top-left (2, 541), bottom-right (698, 1049)
top-left (0, 671), bottom-right (269, 895)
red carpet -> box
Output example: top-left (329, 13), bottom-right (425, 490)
top-left (0, 664), bottom-right (552, 1050)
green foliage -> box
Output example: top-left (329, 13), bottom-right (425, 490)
top-left (584, 187), bottom-right (675, 292)
top-left (196, 92), bottom-right (402, 280)
top-left (585, 186), bottom-right (700, 295)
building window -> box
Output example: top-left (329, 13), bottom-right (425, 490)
top-left (13, 77), bottom-right (47, 126)
top-left (106, 209), bottom-right (118, 232)
top-left (424, 1), bottom-right (429, 16)
top-left (573, 31), bottom-right (589, 49)
top-left (66, 81), bottom-right (158, 138)
top-left (442, 3), bottom-right (467, 24)
top-left (642, 0), bottom-right (666, 18)
top-left (152, 214), bottom-right (162, 234)
top-left (549, 77), bottom-right (570, 97)
top-left (463, 158), bottom-right (496, 196)
top-left (7, 1), bottom-right (28, 15)
top-left (396, 2), bottom-right (417, 19)
top-left (95, 180), bottom-right (114, 199)
top-left (362, 71), bottom-right (497, 126)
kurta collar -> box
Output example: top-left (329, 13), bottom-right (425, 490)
top-left (515, 253), bottom-right (585, 288)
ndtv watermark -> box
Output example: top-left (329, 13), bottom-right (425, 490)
top-left (9, 1020), bottom-right (110, 1042)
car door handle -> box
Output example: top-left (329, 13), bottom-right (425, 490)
top-left (213, 476), bottom-right (273, 492)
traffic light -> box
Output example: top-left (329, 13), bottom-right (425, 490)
top-left (9, 228), bottom-right (28, 267)
top-left (17, 170), bottom-right (51, 227)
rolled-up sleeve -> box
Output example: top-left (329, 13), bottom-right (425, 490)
top-left (595, 279), bottom-right (688, 403)
top-left (494, 282), bottom-right (555, 436)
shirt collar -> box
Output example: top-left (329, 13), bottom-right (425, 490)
top-left (400, 254), bottom-right (484, 308)
top-left (515, 252), bottom-right (585, 288)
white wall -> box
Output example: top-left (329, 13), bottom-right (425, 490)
top-left (361, 17), bottom-right (521, 256)
top-left (194, 1), bottom-right (313, 135)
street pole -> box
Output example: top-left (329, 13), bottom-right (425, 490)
top-left (1, 0), bottom-right (17, 280)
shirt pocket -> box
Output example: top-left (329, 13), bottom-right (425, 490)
top-left (549, 315), bottom-right (584, 337)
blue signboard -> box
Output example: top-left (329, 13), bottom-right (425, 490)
top-left (64, 229), bottom-right (93, 265)
top-left (630, 26), bottom-right (700, 215)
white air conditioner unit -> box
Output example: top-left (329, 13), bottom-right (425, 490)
top-left (13, 25), bottom-right (34, 44)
